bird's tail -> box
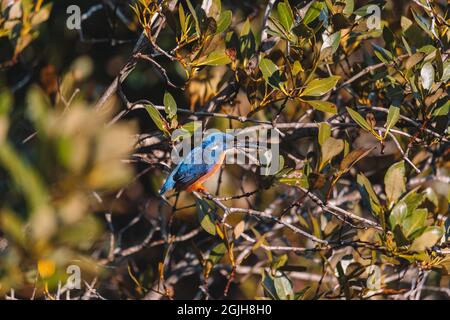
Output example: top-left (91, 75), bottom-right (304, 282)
top-left (159, 173), bottom-right (175, 195)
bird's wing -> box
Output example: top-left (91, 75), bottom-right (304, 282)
top-left (173, 147), bottom-right (214, 190)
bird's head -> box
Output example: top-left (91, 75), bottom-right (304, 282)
top-left (201, 131), bottom-right (262, 166)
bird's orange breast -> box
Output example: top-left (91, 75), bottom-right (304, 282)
top-left (186, 152), bottom-right (225, 192)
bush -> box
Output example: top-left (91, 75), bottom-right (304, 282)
top-left (0, 0), bottom-right (449, 300)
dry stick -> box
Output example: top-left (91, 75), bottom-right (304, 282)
top-left (94, 12), bottom-right (162, 111)
top-left (359, 106), bottom-right (448, 143)
top-left (134, 53), bottom-right (179, 88)
top-left (296, 187), bottom-right (382, 231)
top-left (260, 0), bottom-right (277, 45)
top-left (197, 190), bottom-right (328, 245)
top-left (94, 33), bottom-right (146, 111)
top-left (146, 227), bottom-right (202, 248)
top-left (335, 54), bottom-right (408, 92)
top-left (109, 101), bottom-right (272, 126)
top-left (387, 131), bottom-right (421, 173)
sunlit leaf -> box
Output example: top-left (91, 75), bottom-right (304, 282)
top-left (318, 122), bottom-right (331, 146)
top-left (303, 100), bottom-right (337, 114)
top-left (277, 0), bottom-right (294, 31)
top-left (384, 161), bottom-right (406, 206)
top-left (357, 173), bottom-right (382, 218)
top-left (402, 209), bottom-right (427, 239)
top-left (196, 198), bottom-right (217, 236)
top-left (259, 58), bottom-right (283, 90)
top-left (384, 106), bottom-right (400, 136)
top-left (163, 91), bottom-right (177, 120)
top-left (420, 62), bottom-right (435, 91)
top-left (145, 103), bottom-right (169, 135)
top-left (233, 220), bottom-right (245, 239)
top-left (339, 147), bottom-right (374, 172)
top-left (320, 137), bottom-right (344, 169)
top-left (208, 243), bottom-right (227, 264)
top-left (303, 1), bottom-right (323, 25)
top-left (389, 188), bottom-right (425, 231)
top-left (216, 10), bottom-right (232, 34)
top-left (410, 226), bottom-right (443, 252)
top-left (346, 107), bottom-right (373, 133)
top-left (197, 50), bottom-right (232, 66)
top-left (301, 76), bottom-right (340, 97)
top-left (373, 44), bottom-right (393, 64)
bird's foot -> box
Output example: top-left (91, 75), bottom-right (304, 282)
top-left (186, 183), bottom-right (207, 193)
top-left (195, 184), bottom-right (207, 193)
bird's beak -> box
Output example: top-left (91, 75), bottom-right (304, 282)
top-left (228, 133), bottom-right (265, 151)
top-left (236, 142), bottom-right (259, 150)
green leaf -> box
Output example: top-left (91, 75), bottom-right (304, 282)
top-left (239, 18), bottom-right (256, 60)
top-left (384, 161), bottom-right (406, 206)
top-left (163, 91), bottom-right (177, 120)
top-left (216, 10), bottom-right (232, 34)
top-left (263, 270), bottom-right (293, 300)
top-left (186, 0), bottom-right (200, 36)
top-left (420, 62), bottom-right (435, 91)
top-left (432, 99), bottom-right (449, 117)
top-left (279, 170), bottom-right (309, 188)
top-left (411, 9), bottom-right (434, 39)
top-left (357, 173), bottom-right (382, 218)
top-left (205, 0), bottom-right (221, 19)
top-left (197, 50), bottom-right (231, 66)
top-left (343, 0), bottom-right (354, 15)
top-left (303, 100), bottom-right (337, 114)
top-left (321, 31), bottom-right (341, 58)
top-left (145, 104), bottom-right (169, 135)
top-left (318, 122), bottom-right (331, 146)
top-left (277, 0), bottom-right (294, 31)
top-left (196, 198), bottom-right (217, 236)
top-left (208, 243), bottom-right (227, 264)
top-left (0, 88), bottom-right (13, 116)
top-left (339, 148), bottom-right (374, 172)
top-left (346, 107), bottom-right (373, 133)
top-left (303, 1), bottom-right (323, 25)
top-left (260, 58), bottom-right (283, 90)
top-left (320, 137), bottom-right (344, 169)
top-left (373, 44), bottom-right (393, 64)
top-left (389, 188), bottom-right (425, 231)
top-left (442, 61), bottom-right (450, 83)
top-left (179, 4), bottom-right (186, 32)
top-left (172, 121), bottom-right (202, 142)
top-left (402, 209), bottom-right (427, 239)
top-left (271, 254), bottom-right (288, 271)
top-left (181, 121), bottom-right (202, 134)
top-left (273, 271), bottom-right (294, 300)
top-left (409, 226), bottom-right (443, 252)
top-left (384, 106), bottom-right (400, 136)
top-left (292, 61), bottom-right (304, 76)
top-left (393, 224), bottom-right (409, 247)
top-left (301, 76), bottom-right (340, 97)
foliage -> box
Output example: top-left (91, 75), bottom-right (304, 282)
top-left (0, 0), bottom-right (449, 300)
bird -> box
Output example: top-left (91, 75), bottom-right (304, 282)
top-left (159, 132), bottom-right (256, 195)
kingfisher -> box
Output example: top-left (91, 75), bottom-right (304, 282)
top-left (159, 132), bottom-right (255, 195)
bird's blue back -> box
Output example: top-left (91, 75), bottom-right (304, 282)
top-left (159, 132), bottom-right (232, 194)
